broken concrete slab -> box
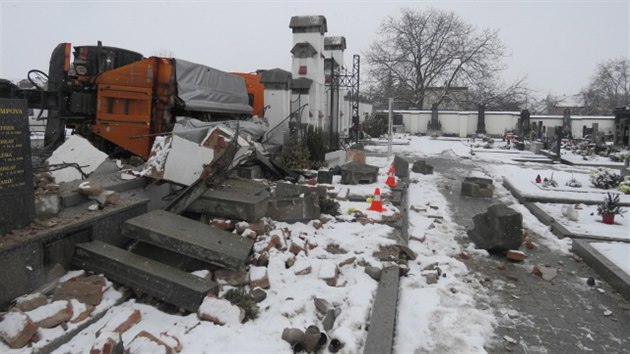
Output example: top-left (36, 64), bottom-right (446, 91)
top-left (187, 189), bottom-right (269, 222)
top-left (467, 204), bottom-right (523, 254)
top-left (340, 162), bottom-right (379, 185)
top-left (58, 171), bottom-right (146, 208)
top-left (123, 210), bottom-right (254, 270)
top-left (73, 240), bottom-right (218, 312)
top-left (141, 124), bottom-right (252, 186)
top-left (164, 135), bottom-right (215, 186)
top-left (47, 135), bottom-right (108, 183)
top-left (461, 177), bottom-right (494, 198)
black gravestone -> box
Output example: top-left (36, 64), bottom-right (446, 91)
top-left (0, 99), bottom-right (34, 235)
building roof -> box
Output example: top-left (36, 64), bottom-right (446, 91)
top-left (291, 77), bottom-right (313, 90)
top-left (259, 68), bottom-right (292, 89)
top-left (290, 42), bottom-right (318, 58)
top-left (289, 15), bottom-right (327, 34)
top-left (324, 36), bottom-right (346, 51)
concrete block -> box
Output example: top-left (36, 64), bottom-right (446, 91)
top-left (268, 193), bottom-right (320, 222)
top-left (73, 241), bottom-right (218, 312)
top-left (317, 170), bottom-right (333, 184)
top-left (467, 205), bottom-right (523, 253)
top-left (187, 190), bottom-right (269, 222)
top-left (340, 162), bottom-right (379, 185)
top-left (461, 177), bottom-right (494, 198)
top-left (393, 155), bottom-right (410, 178)
top-left (122, 210), bottom-right (254, 270)
top-left (235, 165), bottom-right (264, 180)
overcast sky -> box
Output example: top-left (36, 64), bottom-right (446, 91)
top-left (1, 0), bottom-right (628, 98)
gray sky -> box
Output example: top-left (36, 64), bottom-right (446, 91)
top-left (1, 0), bottom-right (628, 98)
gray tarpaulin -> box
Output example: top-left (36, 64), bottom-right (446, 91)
top-left (175, 59), bottom-right (252, 114)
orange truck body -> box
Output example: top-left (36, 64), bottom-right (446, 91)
top-left (232, 73), bottom-right (265, 118)
top-left (92, 57), bottom-right (175, 158)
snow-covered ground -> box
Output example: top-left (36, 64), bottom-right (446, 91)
top-left (2, 135), bottom-right (628, 353)
top-left (591, 242), bottom-right (630, 276)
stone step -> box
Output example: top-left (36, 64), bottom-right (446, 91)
top-left (72, 240), bottom-right (217, 312)
top-left (122, 210), bottom-right (253, 270)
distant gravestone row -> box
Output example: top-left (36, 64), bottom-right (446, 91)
top-left (0, 99), bottom-right (34, 235)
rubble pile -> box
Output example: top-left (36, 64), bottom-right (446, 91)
top-left (0, 272), bottom-right (114, 349)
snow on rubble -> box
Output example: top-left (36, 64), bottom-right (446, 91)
top-left (46, 152), bottom-right (501, 354)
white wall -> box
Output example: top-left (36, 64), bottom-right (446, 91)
top-left (393, 110), bottom-right (615, 137)
top-left (264, 89), bottom-right (291, 129)
top-left (292, 32), bottom-right (326, 130)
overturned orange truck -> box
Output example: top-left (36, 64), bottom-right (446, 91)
top-left (0, 42), bottom-right (265, 158)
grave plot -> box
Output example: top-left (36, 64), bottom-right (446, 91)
top-left (533, 202), bottom-right (629, 242)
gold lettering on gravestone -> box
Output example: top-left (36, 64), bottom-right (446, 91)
top-left (0, 115), bottom-right (26, 193)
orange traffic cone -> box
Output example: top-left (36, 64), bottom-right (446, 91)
top-left (385, 166), bottom-right (398, 187)
top-left (367, 188), bottom-right (386, 212)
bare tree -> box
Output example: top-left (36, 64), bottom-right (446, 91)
top-left (581, 57), bottom-right (630, 115)
top-left (366, 7), bottom-right (514, 109)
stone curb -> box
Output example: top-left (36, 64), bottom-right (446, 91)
top-left (363, 178), bottom-right (409, 354)
top-left (572, 239), bottom-right (630, 303)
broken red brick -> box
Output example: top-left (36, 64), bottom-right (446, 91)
top-left (506, 250), bottom-right (527, 262)
top-left (525, 240), bottom-right (537, 249)
top-left (459, 251), bottom-right (470, 260)
top-left (497, 263), bottom-right (507, 270)
top-left (27, 300), bottom-right (72, 328)
top-left (15, 293), bottom-right (48, 312)
top-left (97, 309), bottom-right (141, 336)
top-left (214, 268), bottom-right (248, 287)
top-left (532, 266), bottom-right (543, 277)
top-left (249, 266), bottom-right (270, 289)
top-left (53, 276), bottom-right (104, 306)
top-left (90, 331), bottom-right (122, 354)
top-left (0, 311), bottom-right (39, 349)
top-left (128, 331), bottom-right (173, 354)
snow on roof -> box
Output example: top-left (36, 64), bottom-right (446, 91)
top-left (324, 36), bottom-right (346, 50)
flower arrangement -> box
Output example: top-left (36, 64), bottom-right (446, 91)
top-left (589, 168), bottom-right (622, 190)
top-left (565, 175), bottom-right (582, 188)
top-left (597, 192), bottom-right (626, 224)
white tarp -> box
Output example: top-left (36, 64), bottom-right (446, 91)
top-left (175, 59), bottom-right (252, 114)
